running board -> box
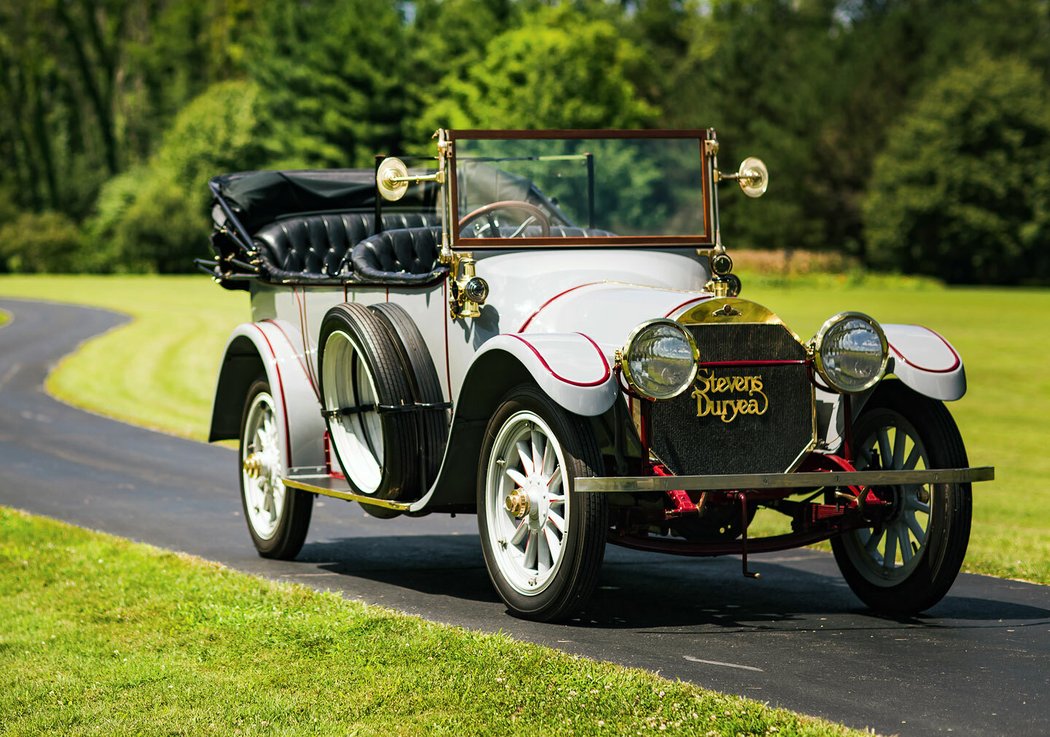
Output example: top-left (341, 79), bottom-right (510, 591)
top-left (283, 475), bottom-right (416, 512)
top-left (575, 466), bottom-right (994, 493)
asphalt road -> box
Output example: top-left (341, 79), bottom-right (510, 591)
top-left (1, 297), bottom-right (1047, 737)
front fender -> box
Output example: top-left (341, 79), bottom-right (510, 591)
top-left (209, 320), bottom-right (326, 474)
top-left (412, 332), bottom-right (618, 512)
top-left (883, 324), bottom-right (966, 401)
top-left (471, 332), bottom-right (618, 416)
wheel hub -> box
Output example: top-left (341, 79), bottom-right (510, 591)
top-left (243, 450), bottom-right (277, 482)
top-left (243, 452), bottom-right (264, 479)
top-left (505, 477), bottom-right (552, 531)
top-left (505, 490), bottom-right (529, 517)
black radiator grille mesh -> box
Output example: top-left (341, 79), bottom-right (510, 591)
top-left (650, 323), bottom-right (815, 476)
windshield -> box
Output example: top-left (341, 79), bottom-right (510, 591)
top-left (448, 131), bottom-right (713, 248)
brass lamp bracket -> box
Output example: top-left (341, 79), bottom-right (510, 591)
top-left (715, 157), bottom-right (769, 198)
top-left (698, 247), bottom-right (742, 298)
top-left (448, 252), bottom-right (490, 319)
top-left (377, 156), bottom-right (445, 202)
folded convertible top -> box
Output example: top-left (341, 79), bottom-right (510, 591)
top-left (210, 168), bottom-right (440, 236)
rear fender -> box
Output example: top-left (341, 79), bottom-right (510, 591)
top-left (209, 320), bottom-right (326, 475)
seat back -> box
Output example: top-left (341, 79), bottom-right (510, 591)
top-left (351, 226), bottom-right (447, 285)
top-left (253, 212), bottom-right (437, 282)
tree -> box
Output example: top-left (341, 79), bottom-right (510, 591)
top-left (0, 0), bottom-right (254, 219)
top-left (121, 0), bottom-right (257, 162)
top-left (404, 0), bottom-right (519, 143)
top-left (0, 0), bottom-right (114, 215)
top-left (87, 80), bottom-right (268, 273)
top-left (669, 0), bottom-right (841, 251)
top-left (416, 5), bottom-right (656, 131)
top-left (248, 0), bottom-right (407, 168)
top-left (863, 55), bottom-right (1050, 284)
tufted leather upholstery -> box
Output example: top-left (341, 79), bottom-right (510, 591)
top-left (351, 226), bottom-right (447, 285)
top-left (253, 212), bottom-right (438, 283)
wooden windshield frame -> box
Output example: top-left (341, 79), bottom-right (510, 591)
top-left (446, 129), bottom-right (716, 250)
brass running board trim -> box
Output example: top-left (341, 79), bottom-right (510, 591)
top-left (283, 476), bottom-right (415, 512)
top-left (576, 466), bottom-right (995, 493)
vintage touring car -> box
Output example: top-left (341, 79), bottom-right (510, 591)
top-left (199, 129), bottom-right (993, 621)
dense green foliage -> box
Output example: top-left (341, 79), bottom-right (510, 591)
top-left (418, 6), bottom-right (656, 131)
top-left (864, 55), bottom-right (1050, 284)
top-left (0, 212), bottom-right (84, 273)
top-left (249, 0), bottom-right (407, 168)
top-left (0, 0), bottom-right (1047, 281)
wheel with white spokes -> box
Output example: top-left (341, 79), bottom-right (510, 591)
top-left (240, 380), bottom-right (312, 559)
top-left (478, 385), bottom-right (607, 622)
top-left (832, 381), bottom-right (971, 616)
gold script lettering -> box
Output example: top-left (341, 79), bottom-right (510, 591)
top-left (691, 368), bottom-right (769, 423)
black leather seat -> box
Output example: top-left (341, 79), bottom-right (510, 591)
top-left (253, 212), bottom-right (437, 283)
top-left (351, 226), bottom-right (447, 285)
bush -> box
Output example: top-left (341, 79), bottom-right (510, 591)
top-left (81, 167), bottom-right (151, 273)
top-left (115, 172), bottom-right (206, 274)
top-left (83, 80), bottom-right (267, 273)
top-left (0, 212), bottom-right (84, 273)
top-left (863, 55), bottom-right (1050, 284)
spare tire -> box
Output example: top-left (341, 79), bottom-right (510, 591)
top-left (369, 302), bottom-right (449, 489)
top-left (318, 303), bottom-right (420, 508)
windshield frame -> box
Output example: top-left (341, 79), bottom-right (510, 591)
top-left (445, 129), bottom-right (716, 250)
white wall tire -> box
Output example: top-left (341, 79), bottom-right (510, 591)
top-left (239, 380), bottom-right (312, 559)
top-left (478, 385), bottom-right (607, 622)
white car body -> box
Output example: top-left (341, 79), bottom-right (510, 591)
top-left (202, 129), bottom-right (990, 621)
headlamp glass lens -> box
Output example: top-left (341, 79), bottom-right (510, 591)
top-left (624, 321), bottom-right (698, 400)
top-left (817, 315), bottom-right (887, 393)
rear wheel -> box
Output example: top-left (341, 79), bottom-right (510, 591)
top-left (478, 385), bottom-right (608, 621)
top-left (832, 381), bottom-right (971, 616)
top-left (240, 379), bottom-right (313, 559)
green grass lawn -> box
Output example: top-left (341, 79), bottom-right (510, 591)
top-left (0, 276), bottom-right (245, 439)
top-left (0, 507), bottom-right (870, 736)
top-left (0, 273), bottom-right (1047, 583)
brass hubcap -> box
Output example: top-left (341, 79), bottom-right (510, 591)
top-left (243, 452), bottom-right (265, 479)
top-left (505, 490), bottom-right (530, 518)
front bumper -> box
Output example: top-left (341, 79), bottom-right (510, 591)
top-left (576, 466), bottom-right (995, 493)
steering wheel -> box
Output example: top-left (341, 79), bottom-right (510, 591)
top-left (459, 201), bottom-right (551, 238)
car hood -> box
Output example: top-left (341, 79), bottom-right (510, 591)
top-left (519, 280), bottom-right (713, 346)
top-left (478, 248), bottom-right (713, 353)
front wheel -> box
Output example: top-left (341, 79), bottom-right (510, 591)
top-left (240, 379), bottom-right (313, 559)
top-left (832, 381), bottom-right (971, 616)
top-left (478, 385), bottom-right (608, 622)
